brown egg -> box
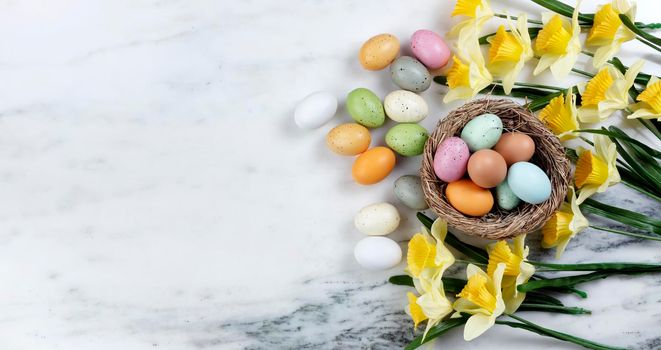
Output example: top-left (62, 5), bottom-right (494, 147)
top-left (494, 132), bottom-right (535, 166)
top-left (326, 123), bottom-right (371, 155)
top-left (359, 34), bottom-right (400, 70)
top-left (445, 179), bottom-right (494, 216)
top-left (467, 149), bottom-right (507, 188)
top-left (352, 147), bottom-right (396, 185)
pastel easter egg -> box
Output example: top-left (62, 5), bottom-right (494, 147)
top-left (384, 90), bottom-right (429, 123)
top-left (359, 33), bottom-right (400, 71)
top-left (390, 56), bottom-right (431, 92)
top-left (445, 179), bottom-right (494, 217)
top-left (460, 113), bottom-right (503, 151)
top-left (410, 29), bottom-right (451, 69)
top-left (326, 123), bottom-right (371, 156)
top-left (394, 175), bottom-right (428, 210)
top-left (352, 147), bottom-right (396, 185)
top-left (385, 123), bottom-right (429, 156)
top-left (346, 88), bottom-right (385, 128)
top-left (433, 137), bottom-right (470, 182)
top-left (354, 236), bottom-right (402, 270)
top-left (496, 180), bottom-right (521, 210)
top-left (494, 132), bottom-right (536, 166)
top-left (294, 91), bottom-right (338, 129)
top-left (354, 202), bottom-right (401, 236)
top-left (467, 149), bottom-right (507, 188)
top-left (507, 162), bottom-right (552, 204)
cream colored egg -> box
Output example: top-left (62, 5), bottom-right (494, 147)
top-left (354, 202), bottom-right (400, 236)
top-left (384, 90), bottom-right (428, 123)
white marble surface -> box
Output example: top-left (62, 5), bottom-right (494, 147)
top-left (0, 1), bottom-right (659, 349)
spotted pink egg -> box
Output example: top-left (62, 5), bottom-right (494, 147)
top-left (410, 29), bottom-right (451, 70)
top-left (433, 137), bottom-right (470, 182)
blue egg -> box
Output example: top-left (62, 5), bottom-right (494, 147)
top-left (507, 162), bottom-right (551, 204)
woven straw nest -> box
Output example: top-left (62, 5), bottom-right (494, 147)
top-left (420, 98), bottom-right (571, 240)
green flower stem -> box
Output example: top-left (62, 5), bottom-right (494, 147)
top-left (517, 303), bottom-right (591, 315)
top-left (590, 225), bottom-right (661, 241)
top-left (529, 261), bottom-right (661, 272)
top-left (498, 314), bottom-right (626, 350)
top-left (517, 270), bottom-right (652, 293)
top-left (494, 13), bottom-right (543, 25)
top-left (571, 67), bottom-right (594, 78)
top-left (404, 317), bottom-right (467, 350)
top-left (528, 0), bottom-right (594, 23)
top-left (619, 14), bottom-right (661, 47)
top-left (575, 129), bottom-right (661, 158)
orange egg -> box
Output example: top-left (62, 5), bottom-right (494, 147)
top-left (326, 123), bottom-right (371, 155)
top-left (352, 147), bottom-right (396, 185)
top-left (467, 149), bottom-right (507, 188)
top-left (359, 34), bottom-right (400, 70)
top-left (445, 179), bottom-right (494, 216)
top-left (494, 132), bottom-right (535, 166)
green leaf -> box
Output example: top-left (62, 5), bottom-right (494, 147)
top-left (619, 14), bottom-right (661, 47)
top-left (575, 129), bottom-right (661, 159)
top-left (529, 261), bottom-right (661, 272)
top-left (529, 0), bottom-right (594, 23)
top-left (581, 198), bottom-right (661, 234)
top-left (389, 275), bottom-right (414, 286)
top-left (416, 212), bottom-right (489, 263)
top-left (404, 318), bottom-right (467, 350)
top-left (517, 303), bottom-right (591, 315)
top-left (606, 127), bottom-right (661, 196)
top-left (518, 271), bottom-right (610, 293)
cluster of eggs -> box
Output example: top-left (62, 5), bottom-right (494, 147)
top-left (354, 175), bottom-right (430, 270)
top-left (434, 114), bottom-right (552, 216)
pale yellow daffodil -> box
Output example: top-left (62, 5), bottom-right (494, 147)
top-left (586, 0), bottom-right (636, 68)
top-left (574, 135), bottom-right (620, 203)
top-left (577, 60), bottom-right (644, 123)
top-left (487, 14), bottom-right (534, 94)
top-left (448, 0), bottom-right (493, 38)
top-left (542, 187), bottom-right (589, 258)
top-left (628, 76), bottom-right (661, 121)
top-left (533, 5), bottom-right (581, 79)
top-left (538, 89), bottom-right (580, 141)
top-left (486, 235), bottom-right (535, 314)
top-left (444, 28), bottom-right (493, 103)
top-left (407, 281), bottom-right (454, 339)
top-left (452, 263), bottom-right (506, 341)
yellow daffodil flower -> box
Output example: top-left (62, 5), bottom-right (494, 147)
top-left (406, 219), bottom-right (455, 283)
top-left (407, 282), bottom-right (454, 339)
top-left (452, 263), bottom-right (506, 341)
top-left (542, 187), bottom-right (589, 258)
top-left (586, 0), bottom-right (636, 68)
top-left (628, 76), bottom-right (661, 121)
top-left (538, 89), bottom-right (580, 141)
top-left (533, 6), bottom-right (581, 80)
top-left (444, 28), bottom-right (493, 103)
top-left (487, 14), bottom-right (534, 94)
top-left (449, 0), bottom-right (493, 38)
top-left (486, 235), bottom-right (535, 314)
top-left (577, 60), bottom-right (644, 123)
top-left (574, 135), bottom-right (620, 203)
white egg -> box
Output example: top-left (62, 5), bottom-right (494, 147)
top-left (294, 91), bottom-right (338, 129)
top-left (354, 202), bottom-right (400, 236)
top-left (384, 90), bottom-right (428, 123)
top-left (354, 237), bottom-right (402, 270)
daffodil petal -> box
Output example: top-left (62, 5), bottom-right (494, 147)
top-left (464, 314), bottom-right (495, 341)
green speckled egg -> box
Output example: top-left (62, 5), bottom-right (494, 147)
top-left (460, 113), bottom-right (503, 151)
top-left (346, 88), bottom-right (385, 128)
top-left (496, 180), bottom-right (521, 210)
top-left (385, 123), bottom-right (428, 156)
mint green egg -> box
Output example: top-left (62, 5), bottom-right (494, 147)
top-left (460, 113), bottom-right (503, 151)
top-left (385, 123), bottom-right (429, 156)
top-left (346, 88), bottom-right (385, 128)
top-left (496, 180), bottom-right (521, 210)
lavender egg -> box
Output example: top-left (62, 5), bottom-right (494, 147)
top-left (433, 137), bottom-right (470, 182)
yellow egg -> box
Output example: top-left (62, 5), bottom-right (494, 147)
top-left (359, 34), bottom-right (400, 70)
top-left (326, 123), bottom-right (371, 155)
top-left (352, 147), bottom-right (396, 185)
top-left (445, 179), bottom-right (494, 216)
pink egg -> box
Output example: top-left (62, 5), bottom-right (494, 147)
top-left (433, 137), bottom-right (470, 182)
top-left (410, 29), bottom-right (451, 70)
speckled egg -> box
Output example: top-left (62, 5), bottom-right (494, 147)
top-left (354, 202), bottom-right (401, 236)
top-left (411, 29), bottom-right (451, 69)
top-left (496, 180), bottom-right (521, 210)
top-left (384, 90), bottom-right (428, 123)
top-left (326, 123), bottom-right (371, 156)
top-left (445, 179), bottom-right (494, 216)
top-left (507, 162), bottom-right (552, 204)
top-left (352, 147), bottom-right (396, 185)
top-left (494, 132), bottom-right (536, 166)
top-left (394, 175), bottom-right (428, 210)
top-left (346, 88), bottom-right (385, 128)
top-left (385, 123), bottom-right (429, 156)
top-left (294, 91), bottom-right (338, 129)
top-left (359, 34), bottom-right (400, 71)
top-left (354, 236), bottom-right (402, 270)
top-left (460, 114), bottom-right (503, 152)
top-left (390, 56), bottom-right (431, 92)
top-left (433, 137), bottom-right (470, 182)
top-left (467, 149), bottom-right (507, 188)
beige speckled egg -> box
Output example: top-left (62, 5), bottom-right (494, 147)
top-left (326, 123), bottom-right (371, 155)
top-left (359, 34), bottom-right (400, 70)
